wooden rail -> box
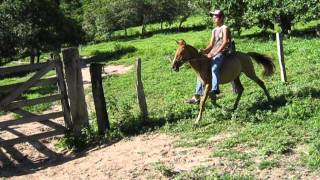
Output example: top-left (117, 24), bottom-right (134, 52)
top-left (0, 62), bottom-right (54, 109)
top-left (5, 94), bottom-right (62, 110)
top-left (0, 61), bottom-right (53, 80)
top-left (0, 77), bottom-right (57, 94)
top-left (0, 129), bottom-right (65, 147)
top-left (0, 111), bottom-right (64, 128)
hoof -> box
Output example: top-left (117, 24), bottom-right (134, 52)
top-left (193, 121), bottom-right (200, 128)
top-left (223, 107), bottom-right (234, 113)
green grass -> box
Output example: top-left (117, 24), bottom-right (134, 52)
top-left (153, 163), bottom-right (253, 179)
top-left (173, 166), bottom-right (253, 180)
top-left (75, 18), bottom-right (320, 176)
top-left (258, 160), bottom-right (280, 170)
top-left (1, 15), bottom-right (320, 177)
top-left (0, 70), bottom-right (59, 116)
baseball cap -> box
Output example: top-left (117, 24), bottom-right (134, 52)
top-left (209, 10), bottom-right (224, 18)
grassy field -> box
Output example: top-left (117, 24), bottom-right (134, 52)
top-left (77, 18), bottom-right (320, 177)
top-left (1, 16), bottom-right (320, 177)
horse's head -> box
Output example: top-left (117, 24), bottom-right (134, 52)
top-left (172, 39), bottom-right (194, 72)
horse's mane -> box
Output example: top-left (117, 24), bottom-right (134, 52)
top-left (186, 44), bottom-right (208, 60)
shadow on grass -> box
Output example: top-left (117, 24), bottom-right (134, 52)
top-left (247, 87), bottom-right (320, 113)
top-left (240, 26), bottom-right (320, 41)
top-left (108, 24), bottom-right (207, 42)
top-left (82, 46), bottom-right (137, 65)
top-left (114, 109), bottom-right (195, 137)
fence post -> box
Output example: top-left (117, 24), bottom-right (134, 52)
top-left (90, 63), bottom-right (110, 135)
top-left (61, 47), bottom-right (89, 135)
top-left (276, 33), bottom-right (287, 82)
top-left (53, 54), bottom-right (72, 129)
top-left (136, 58), bottom-right (148, 121)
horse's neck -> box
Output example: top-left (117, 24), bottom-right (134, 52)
top-left (188, 54), bottom-right (211, 83)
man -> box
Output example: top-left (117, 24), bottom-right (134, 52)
top-left (186, 9), bottom-right (233, 104)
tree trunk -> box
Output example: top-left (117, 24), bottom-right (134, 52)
top-left (160, 21), bottom-right (163, 30)
top-left (237, 30), bottom-right (241, 37)
top-left (30, 55), bottom-right (35, 64)
top-left (124, 27), bottom-right (128, 38)
top-left (141, 24), bottom-right (146, 38)
top-left (141, 16), bottom-right (147, 38)
top-left (178, 16), bottom-right (188, 31)
top-left (36, 49), bottom-right (40, 64)
top-left (280, 15), bottom-right (292, 35)
top-left (30, 48), bottom-right (37, 64)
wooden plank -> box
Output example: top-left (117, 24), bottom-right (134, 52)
top-left (54, 55), bottom-right (72, 129)
top-left (136, 58), bottom-right (148, 121)
top-left (62, 47), bottom-right (89, 135)
top-left (0, 111), bottom-right (63, 128)
top-left (2, 127), bottom-right (60, 158)
top-left (0, 61), bottom-right (53, 110)
top-left (5, 94), bottom-right (62, 110)
top-left (0, 77), bottom-right (57, 94)
top-left (0, 61), bottom-right (52, 79)
top-left (90, 63), bottom-right (110, 134)
top-left (276, 33), bottom-right (287, 82)
top-left (11, 109), bottom-right (66, 130)
top-left (0, 137), bottom-right (34, 164)
top-left (0, 130), bottom-right (65, 147)
top-left (0, 61), bottom-right (54, 110)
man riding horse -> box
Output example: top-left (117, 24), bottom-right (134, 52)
top-left (172, 10), bottom-right (275, 124)
top-left (186, 10), bottom-right (234, 104)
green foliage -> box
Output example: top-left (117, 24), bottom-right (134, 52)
top-left (0, 0), bottom-right (84, 63)
top-left (173, 166), bottom-right (253, 179)
top-left (212, 0), bottom-right (247, 36)
top-left (154, 162), bottom-right (177, 178)
top-left (82, 0), bottom-right (197, 41)
top-left (258, 160), bottom-right (280, 170)
top-left (245, 0), bottom-right (320, 34)
top-left (56, 127), bottom-right (102, 151)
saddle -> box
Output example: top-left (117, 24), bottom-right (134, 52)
top-left (224, 40), bottom-right (236, 56)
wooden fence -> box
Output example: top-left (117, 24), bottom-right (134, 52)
top-left (0, 58), bottom-right (71, 146)
top-left (0, 46), bottom-right (149, 147)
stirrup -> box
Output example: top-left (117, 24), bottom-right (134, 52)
top-left (185, 98), bottom-right (200, 105)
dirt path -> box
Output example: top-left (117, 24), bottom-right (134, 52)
top-left (0, 64), bottom-right (134, 178)
top-left (1, 132), bottom-right (235, 180)
top-left (1, 64), bottom-right (320, 179)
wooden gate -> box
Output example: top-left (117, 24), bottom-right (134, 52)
top-left (0, 57), bottom-right (72, 146)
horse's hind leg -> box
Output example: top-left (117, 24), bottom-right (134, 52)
top-left (244, 70), bottom-right (272, 101)
top-left (232, 76), bottom-right (244, 110)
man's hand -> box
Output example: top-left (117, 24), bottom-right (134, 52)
top-left (198, 48), bottom-right (204, 54)
top-left (207, 52), bottom-right (216, 59)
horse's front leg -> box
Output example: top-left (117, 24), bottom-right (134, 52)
top-left (195, 84), bottom-right (210, 124)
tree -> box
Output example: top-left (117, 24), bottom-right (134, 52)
top-left (0, 0), bottom-right (84, 64)
top-left (112, 0), bottom-right (139, 37)
top-left (212, 0), bottom-right (247, 36)
top-left (60, 0), bottom-right (83, 24)
top-left (154, 0), bottom-right (178, 30)
top-left (82, 0), bottom-right (119, 41)
top-left (175, 0), bottom-right (196, 30)
top-left (134, 0), bottom-right (157, 37)
top-left (245, 0), bottom-right (320, 34)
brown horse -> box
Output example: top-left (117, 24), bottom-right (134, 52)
top-left (172, 40), bottom-right (275, 124)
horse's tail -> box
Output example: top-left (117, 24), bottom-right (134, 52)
top-left (247, 52), bottom-right (275, 76)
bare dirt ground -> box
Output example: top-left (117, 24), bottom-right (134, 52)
top-left (1, 64), bottom-right (319, 179)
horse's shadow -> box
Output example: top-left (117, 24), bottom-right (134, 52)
top-left (247, 87), bottom-right (320, 113)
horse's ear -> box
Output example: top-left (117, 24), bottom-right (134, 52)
top-left (175, 40), bottom-right (179, 45)
top-left (180, 39), bottom-right (186, 46)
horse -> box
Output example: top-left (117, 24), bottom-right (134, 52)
top-left (171, 39), bottom-right (275, 124)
